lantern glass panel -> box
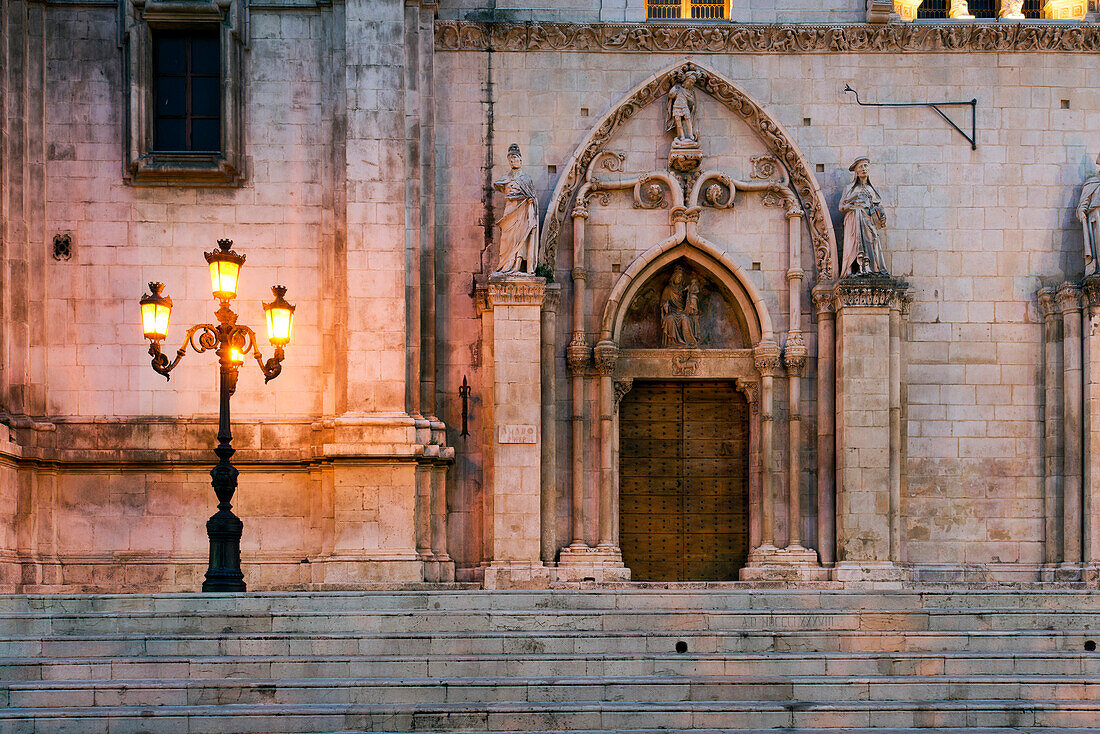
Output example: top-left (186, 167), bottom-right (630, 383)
top-left (209, 259), bottom-right (241, 300)
top-left (141, 301), bottom-right (171, 340)
top-left (266, 306), bottom-right (293, 346)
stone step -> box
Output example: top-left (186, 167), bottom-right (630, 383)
top-left (0, 699), bottom-right (1099, 732)
top-left (3, 650), bottom-right (1100, 680)
top-left (5, 674), bottom-right (1100, 708)
top-left (2, 628), bottom-right (1095, 658)
top-left (5, 607), bottom-right (1100, 637)
top-left (2, 588), bottom-right (1098, 614)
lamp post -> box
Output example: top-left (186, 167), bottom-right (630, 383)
top-left (140, 239), bottom-right (295, 592)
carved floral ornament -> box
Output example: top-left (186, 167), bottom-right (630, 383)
top-left (539, 60), bottom-right (837, 280)
top-left (436, 21), bottom-right (1100, 54)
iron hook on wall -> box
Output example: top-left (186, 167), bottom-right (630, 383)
top-left (844, 84), bottom-right (978, 151)
top-left (459, 375), bottom-right (472, 438)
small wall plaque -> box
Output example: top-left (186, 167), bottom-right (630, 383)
top-left (498, 424), bottom-right (537, 444)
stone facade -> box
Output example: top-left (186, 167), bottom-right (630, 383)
top-left (1, 0), bottom-right (1098, 590)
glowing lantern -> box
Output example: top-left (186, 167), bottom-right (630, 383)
top-left (263, 285), bottom-right (295, 346)
top-left (204, 239), bottom-right (246, 301)
top-left (140, 282), bottom-right (173, 341)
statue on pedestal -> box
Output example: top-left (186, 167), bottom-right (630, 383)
top-left (839, 156), bottom-right (889, 277)
top-left (665, 72), bottom-right (703, 172)
top-left (493, 143), bottom-right (540, 275)
top-left (1077, 153), bottom-right (1100, 276)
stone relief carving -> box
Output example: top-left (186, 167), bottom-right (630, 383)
top-left (436, 21), bottom-right (1100, 55)
top-left (621, 262), bottom-right (746, 350)
top-left (493, 143), bottom-right (540, 275)
top-left (839, 156), bottom-right (889, 277)
top-left (671, 353), bottom-right (700, 376)
top-left (1078, 153), bottom-right (1100, 276)
top-left (536, 61), bottom-right (837, 279)
top-left (660, 266), bottom-right (702, 348)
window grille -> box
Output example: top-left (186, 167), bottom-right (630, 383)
top-left (917, 0), bottom-right (948, 17)
top-left (646, 0), bottom-right (730, 19)
top-left (153, 31), bottom-right (221, 153)
top-left (1022, 0), bottom-right (1041, 16)
top-left (967, 0), bottom-right (998, 17)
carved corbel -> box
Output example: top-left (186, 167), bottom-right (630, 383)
top-left (613, 378), bottom-right (634, 406)
top-left (735, 377), bottom-right (760, 415)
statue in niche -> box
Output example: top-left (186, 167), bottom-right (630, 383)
top-left (493, 143), bottom-right (540, 275)
top-left (1077, 153), bottom-right (1100, 276)
top-left (839, 156), bottom-right (889, 277)
top-left (660, 266), bottom-right (701, 348)
top-left (666, 72), bottom-right (699, 143)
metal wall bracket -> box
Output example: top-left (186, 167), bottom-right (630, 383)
top-left (844, 84), bottom-right (977, 151)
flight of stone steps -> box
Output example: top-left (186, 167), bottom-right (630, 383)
top-left (1, 587), bottom-right (1099, 733)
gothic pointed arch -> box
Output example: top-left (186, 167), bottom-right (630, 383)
top-left (540, 58), bottom-right (838, 281)
top-left (599, 240), bottom-right (773, 348)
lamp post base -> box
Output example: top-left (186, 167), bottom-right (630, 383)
top-left (202, 509), bottom-right (246, 592)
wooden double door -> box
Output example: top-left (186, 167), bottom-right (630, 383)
top-left (619, 381), bottom-right (749, 581)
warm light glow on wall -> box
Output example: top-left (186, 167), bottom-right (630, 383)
top-left (646, 0), bottom-right (730, 19)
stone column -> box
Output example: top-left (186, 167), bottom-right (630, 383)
top-left (476, 275), bottom-right (550, 588)
top-left (813, 286), bottom-right (837, 566)
top-left (832, 276), bottom-right (908, 582)
top-left (556, 341), bottom-right (628, 582)
top-left (742, 341), bottom-right (783, 575)
top-left (1083, 277), bottom-right (1100, 580)
top-left (1038, 287), bottom-right (1064, 572)
top-left (540, 285), bottom-right (561, 566)
top-left (1058, 283), bottom-right (1084, 576)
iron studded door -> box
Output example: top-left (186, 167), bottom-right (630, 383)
top-left (619, 381), bottom-right (749, 581)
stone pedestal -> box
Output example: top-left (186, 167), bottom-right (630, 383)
top-left (832, 277), bottom-right (909, 583)
top-left (477, 275), bottom-right (551, 589)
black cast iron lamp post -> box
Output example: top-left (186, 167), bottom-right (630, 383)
top-left (139, 239), bottom-right (295, 592)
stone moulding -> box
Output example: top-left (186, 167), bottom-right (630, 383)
top-left (541, 59), bottom-right (837, 280)
top-left (435, 20), bottom-right (1100, 54)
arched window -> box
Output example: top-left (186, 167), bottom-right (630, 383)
top-left (646, 0), bottom-right (730, 19)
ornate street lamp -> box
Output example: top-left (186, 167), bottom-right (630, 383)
top-left (140, 239), bottom-right (295, 592)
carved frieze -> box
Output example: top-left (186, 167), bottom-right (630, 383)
top-left (436, 21), bottom-right (1100, 55)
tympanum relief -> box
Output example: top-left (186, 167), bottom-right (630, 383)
top-left (620, 262), bottom-right (746, 350)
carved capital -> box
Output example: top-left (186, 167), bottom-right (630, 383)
top-left (1056, 282), bottom-right (1083, 314)
top-left (572, 202), bottom-right (590, 220)
top-left (833, 276), bottom-right (909, 310)
top-left (812, 286), bottom-right (836, 316)
top-left (670, 206), bottom-right (702, 225)
top-left (1037, 287), bottom-right (1058, 319)
top-left (784, 333), bottom-right (808, 375)
top-left (566, 335), bottom-right (589, 374)
top-left (613, 378), bottom-right (634, 406)
top-left (541, 284), bottom-right (561, 313)
top-left (1082, 275), bottom-right (1100, 309)
top-left (753, 340), bottom-right (782, 377)
top-left (477, 277), bottom-right (547, 311)
top-left (593, 339), bottom-right (619, 376)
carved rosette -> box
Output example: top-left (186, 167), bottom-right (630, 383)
top-left (753, 341), bottom-right (782, 377)
top-left (784, 333), bottom-right (808, 376)
top-left (566, 336), bottom-right (589, 375)
top-left (832, 276), bottom-right (910, 311)
top-left (593, 340), bottom-right (619, 376)
top-left (1056, 282), bottom-right (1083, 314)
top-left (613, 378), bottom-right (634, 406)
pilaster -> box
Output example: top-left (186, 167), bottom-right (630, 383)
top-left (477, 275), bottom-right (551, 588)
top-left (832, 276), bottom-right (909, 583)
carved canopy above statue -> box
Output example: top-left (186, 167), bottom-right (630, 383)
top-left (540, 59), bottom-right (839, 282)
